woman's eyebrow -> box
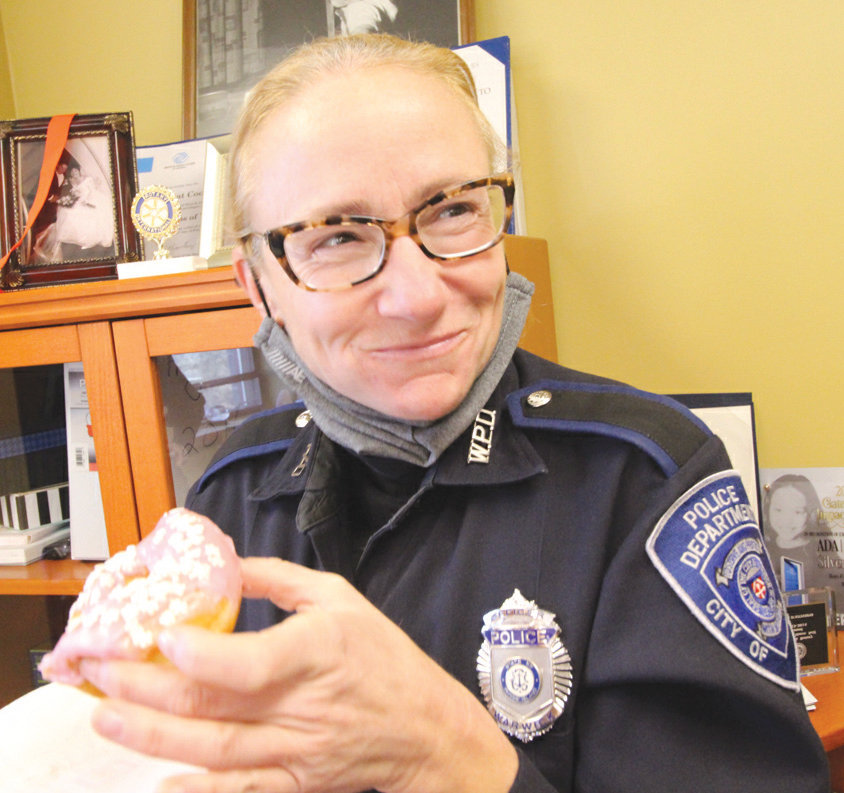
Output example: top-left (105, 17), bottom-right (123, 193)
top-left (310, 175), bottom-right (481, 221)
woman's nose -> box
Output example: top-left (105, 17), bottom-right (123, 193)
top-left (373, 235), bottom-right (449, 320)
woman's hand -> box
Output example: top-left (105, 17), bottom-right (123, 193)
top-left (82, 557), bottom-right (518, 793)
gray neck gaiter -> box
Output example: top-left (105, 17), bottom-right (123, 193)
top-left (255, 271), bottom-right (534, 466)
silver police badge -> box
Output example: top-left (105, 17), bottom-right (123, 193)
top-left (477, 589), bottom-right (573, 742)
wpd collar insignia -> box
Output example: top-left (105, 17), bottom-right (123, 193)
top-left (477, 590), bottom-right (573, 742)
top-left (647, 470), bottom-right (799, 691)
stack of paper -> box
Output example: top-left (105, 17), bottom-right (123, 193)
top-left (802, 683), bottom-right (818, 711)
top-left (0, 684), bottom-right (202, 792)
top-left (0, 520), bottom-right (70, 566)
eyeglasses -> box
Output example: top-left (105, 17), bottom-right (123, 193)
top-left (244, 173), bottom-right (515, 292)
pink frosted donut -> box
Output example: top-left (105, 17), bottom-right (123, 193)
top-left (39, 508), bottom-right (242, 690)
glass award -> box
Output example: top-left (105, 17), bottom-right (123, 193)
top-left (785, 587), bottom-right (839, 676)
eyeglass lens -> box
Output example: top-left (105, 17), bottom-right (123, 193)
top-left (282, 182), bottom-right (508, 290)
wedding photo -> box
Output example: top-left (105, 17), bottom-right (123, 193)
top-left (18, 135), bottom-right (116, 267)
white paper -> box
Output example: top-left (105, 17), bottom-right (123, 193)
top-left (454, 37), bottom-right (527, 235)
top-left (801, 682), bottom-right (818, 711)
top-left (0, 684), bottom-right (202, 792)
top-left (454, 43), bottom-right (508, 153)
top-left (136, 140), bottom-right (211, 259)
top-left (689, 404), bottom-right (760, 519)
top-left (136, 137), bottom-right (232, 266)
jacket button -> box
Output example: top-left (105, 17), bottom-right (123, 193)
top-left (526, 390), bottom-right (552, 408)
top-left (295, 409), bottom-right (312, 427)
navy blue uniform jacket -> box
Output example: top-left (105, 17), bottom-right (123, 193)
top-left (187, 349), bottom-right (829, 793)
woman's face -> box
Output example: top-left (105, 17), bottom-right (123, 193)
top-left (768, 485), bottom-right (809, 545)
top-left (242, 66), bottom-right (507, 421)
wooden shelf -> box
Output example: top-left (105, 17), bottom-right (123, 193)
top-left (0, 267), bottom-right (250, 597)
top-left (804, 633), bottom-right (844, 788)
top-left (0, 559), bottom-right (96, 595)
top-left (0, 266), bottom-right (248, 331)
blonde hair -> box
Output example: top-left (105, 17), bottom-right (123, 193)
top-left (227, 33), bottom-right (506, 238)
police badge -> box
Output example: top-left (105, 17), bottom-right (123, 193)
top-left (477, 589), bottom-right (573, 742)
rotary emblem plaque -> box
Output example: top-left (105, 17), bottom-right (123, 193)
top-left (131, 185), bottom-right (182, 260)
top-left (477, 589), bottom-right (573, 742)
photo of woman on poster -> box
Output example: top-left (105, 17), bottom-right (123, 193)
top-left (763, 473), bottom-right (842, 594)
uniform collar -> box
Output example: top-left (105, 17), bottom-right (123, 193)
top-left (248, 360), bottom-right (548, 503)
top-left (254, 272), bottom-right (535, 467)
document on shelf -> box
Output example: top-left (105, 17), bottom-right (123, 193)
top-left (0, 683), bottom-right (202, 792)
top-left (135, 136), bottom-right (232, 266)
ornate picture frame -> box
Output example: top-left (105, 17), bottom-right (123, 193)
top-left (0, 112), bottom-right (142, 290)
top-left (182, 0), bottom-right (476, 138)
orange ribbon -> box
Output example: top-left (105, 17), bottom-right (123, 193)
top-left (0, 113), bottom-right (77, 276)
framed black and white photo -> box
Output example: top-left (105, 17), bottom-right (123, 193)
top-left (182, 0), bottom-right (475, 138)
top-left (0, 112), bottom-right (141, 289)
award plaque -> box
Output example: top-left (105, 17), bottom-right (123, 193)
top-left (119, 184), bottom-right (206, 278)
top-left (785, 587), bottom-right (839, 676)
top-left (131, 185), bottom-right (181, 260)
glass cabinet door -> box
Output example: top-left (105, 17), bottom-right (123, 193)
top-left (156, 345), bottom-right (286, 505)
top-left (114, 307), bottom-right (278, 534)
top-left (0, 363), bottom-right (69, 533)
top-left (0, 322), bottom-right (137, 593)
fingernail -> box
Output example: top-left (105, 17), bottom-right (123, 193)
top-left (92, 704), bottom-right (125, 740)
top-left (157, 629), bottom-right (175, 656)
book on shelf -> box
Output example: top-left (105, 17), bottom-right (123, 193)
top-left (0, 481), bottom-right (69, 531)
top-left (64, 363), bottom-right (109, 560)
top-left (0, 525), bottom-right (69, 565)
top-left (0, 519), bottom-right (69, 547)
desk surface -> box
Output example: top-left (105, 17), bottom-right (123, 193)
top-left (804, 633), bottom-right (844, 752)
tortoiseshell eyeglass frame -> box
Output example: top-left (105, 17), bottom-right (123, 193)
top-left (243, 173), bottom-right (515, 292)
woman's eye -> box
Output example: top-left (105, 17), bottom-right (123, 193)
top-left (319, 230), bottom-right (363, 248)
top-left (436, 200), bottom-right (477, 220)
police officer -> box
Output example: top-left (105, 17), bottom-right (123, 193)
top-left (82, 34), bottom-right (829, 793)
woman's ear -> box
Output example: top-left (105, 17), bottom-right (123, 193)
top-left (233, 244), bottom-right (275, 319)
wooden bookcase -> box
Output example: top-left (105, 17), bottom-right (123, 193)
top-left (0, 266), bottom-right (251, 595)
top-left (0, 236), bottom-right (555, 597)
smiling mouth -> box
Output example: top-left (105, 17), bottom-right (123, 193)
top-left (371, 329), bottom-right (467, 359)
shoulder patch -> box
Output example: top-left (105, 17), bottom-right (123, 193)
top-left (646, 470), bottom-right (799, 690)
top-left (194, 402), bottom-right (307, 492)
top-left (506, 380), bottom-right (712, 476)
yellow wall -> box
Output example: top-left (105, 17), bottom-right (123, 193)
top-left (475, 3), bottom-right (844, 469)
top-left (0, 10), bottom-right (13, 117)
top-left (0, 1), bottom-right (841, 467)
top-left (0, 0), bottom-right (183, 144)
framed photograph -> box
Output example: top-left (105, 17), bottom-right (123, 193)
top-left (669, 392), bottom-right (762, 519)
top-left (182, 0), bottom-right (476, 138)
top-left (0, 112), bottom-right (142, 289)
